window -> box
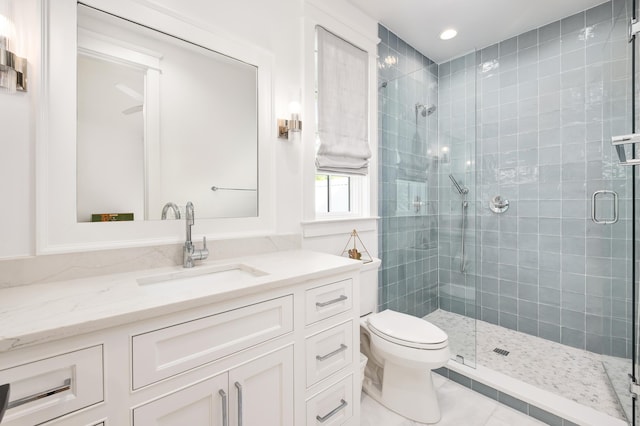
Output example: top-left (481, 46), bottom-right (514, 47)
top-left (314, 26), bottom-right (369, 216)
top-left (315, 175), bottom-right (350, 213)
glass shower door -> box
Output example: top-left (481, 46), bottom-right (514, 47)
top-left (602, 0), bottom-right (635, 423)
top-left (432, 51), bottom-right (478, 367)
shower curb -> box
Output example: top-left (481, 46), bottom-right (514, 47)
top-left (435, 360), bottom-right (627, 426)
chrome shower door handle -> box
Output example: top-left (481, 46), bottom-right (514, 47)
top-left (591, 190), bottom-right (618, 224)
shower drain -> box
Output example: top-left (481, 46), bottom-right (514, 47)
top-left (493, 347), bottom-right (510, 356)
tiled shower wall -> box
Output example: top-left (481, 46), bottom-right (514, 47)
top-left (439, 0), bottom-right (633, 357)
top-left (377, 25), bottom-right (440, 317)
top-left (379, 0), bottom-right (633, 358)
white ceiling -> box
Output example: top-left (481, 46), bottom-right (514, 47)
top-left (345, 0), bottom-right (612, 63)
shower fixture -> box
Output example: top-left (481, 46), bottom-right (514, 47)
top-left (415, 103), bottom-right (436, 117)
top-left (449, 174), bottom-right (469, 273)
top-left (449, 174), bottom-right (469, 195)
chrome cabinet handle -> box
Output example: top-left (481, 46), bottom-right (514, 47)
top-left (591, 190), bottom-right (618, 224)
top-left (7, 378), bottom-right (71, 410)
top-left (219, 389), bottom-right (228, 426)
top-left (316, 295), bottom-right (347, 308)
top-left (316, 344), bottom-right (348, 361)
top-left (234, 382), bottom-right (243, 426)
top-left (0, 384), bottom-right (9, 423)
top-left (316, 399), bottom-right (348, 423)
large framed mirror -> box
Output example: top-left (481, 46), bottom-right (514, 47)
top-left (37, 0), bottom-right (275, 253)
top-left (77, 4), bottom-right (258, 222)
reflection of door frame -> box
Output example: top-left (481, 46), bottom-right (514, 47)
top-left (77, 28), bottom-right (162, 220)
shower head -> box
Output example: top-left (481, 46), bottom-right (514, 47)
top-left (415, 103), bottom-right (436, 117)
top-left (449, 174), bottom-right (469, 195)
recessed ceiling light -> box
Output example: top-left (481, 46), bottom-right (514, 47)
top-left (440, 29), bottom-right (457, 40)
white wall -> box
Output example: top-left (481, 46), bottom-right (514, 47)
top-left (0, 0), bottom-right (379, 261)
top-left (0, 0), bottom-right (38, 258)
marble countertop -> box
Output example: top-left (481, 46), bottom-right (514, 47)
top-left (0, 250), bottom-right (361, 353)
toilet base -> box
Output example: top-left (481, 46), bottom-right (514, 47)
top-left (363, 360), bottom-right (441, 424)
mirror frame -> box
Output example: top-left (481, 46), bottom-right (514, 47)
top-left (37, 0), bottom-right (276, 254)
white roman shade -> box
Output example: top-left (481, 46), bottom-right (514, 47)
top-left (316, 26), bottom-right (371, 175)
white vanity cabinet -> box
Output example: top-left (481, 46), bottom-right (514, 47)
top-left (134, 372), bottom-right (228, 425)
top-left (0, 346), bottom-right (104, 426)
top-left (133, 346), bottom-right (294, 426)
top-left (0, 252), bottom-right (361, 426)
top-left (302, 278), bottom-right (359, 426)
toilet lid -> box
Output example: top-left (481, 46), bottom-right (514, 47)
top-left (367, 310), bottom-right (448, 346)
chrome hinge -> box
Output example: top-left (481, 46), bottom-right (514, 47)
top-left (629, 375), bottom-right (640, 398)
top-left (630, 18), bottom-right (640, 42)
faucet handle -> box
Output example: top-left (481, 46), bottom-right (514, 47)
top-left (202, 236), bottom-right (207, 250)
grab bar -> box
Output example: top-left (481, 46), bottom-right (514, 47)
top-left (460, 200), bottom-right (468, 272)
top-left (591, 190), bottom-right (618, 225)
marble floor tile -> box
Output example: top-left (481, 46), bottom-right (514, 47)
top-left (435, 380), bottom-right (498, 426)
top-left (361, 393), bottom-right (414, 426)
top-left (484, 406), bottom-right (547, 426)
top-left (361, 377), bottom-right (546, 426)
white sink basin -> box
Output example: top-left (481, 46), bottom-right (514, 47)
top-left (137, 264), bottom-right (268, 286)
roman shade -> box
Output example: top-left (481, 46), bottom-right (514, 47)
top-left (315, 26), bottom-right (371, 175)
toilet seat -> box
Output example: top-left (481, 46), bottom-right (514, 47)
top-left (367, 310), bottom-right (448, 350)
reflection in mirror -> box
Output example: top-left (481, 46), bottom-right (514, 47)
top-left (76, 4), bottom-right (258, 223)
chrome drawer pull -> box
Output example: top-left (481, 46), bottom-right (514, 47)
top-left (0, 383), bottom-right (9, 423)
top-left (316, 399), bottom-right (348, 423)
top-left (7, 378), bottom-right (71, 409)
top-left (219, 389), bottom-right (228, 426)
top-left (235, 382), bottom-right (243, 426)
top-left (316, 344), bottom-right (348, 361)
top-left (316, 295), bottom-right (347, 308)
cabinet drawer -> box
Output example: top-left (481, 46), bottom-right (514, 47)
top-left (132, 295), bottom-right (293, 389)
top-left (0, 345), bottom-right (103, 426)
top-left (305, 321), bottom-right (353, 387)
top-left (305, 279), bottom-right (352, 325)
top-left (306, 375), bottom-right (353, 426)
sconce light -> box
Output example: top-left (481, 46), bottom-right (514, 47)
top-left (0, 14), bottom-right (26, 93)
top-left (278, 101), bottom-right (302, 138)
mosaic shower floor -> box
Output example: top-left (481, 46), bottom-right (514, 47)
top-left (425, 309), bottom-right (629, 421)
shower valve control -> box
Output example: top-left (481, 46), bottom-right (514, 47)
top-left (489, 196), bottom-right (509, 214)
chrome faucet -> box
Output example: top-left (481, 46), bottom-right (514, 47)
top-left (183, 201), bottom-right (209, 268)
top-left (161, 202), bottom-right (181, 220)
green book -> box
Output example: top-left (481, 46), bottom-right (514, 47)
top-left (91, 213), bottom-right (134, 222)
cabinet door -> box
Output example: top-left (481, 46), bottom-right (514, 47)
top-left (229, 346), bottom-right (293, 426)
top-left (133, 372), bottom-right (228, 426)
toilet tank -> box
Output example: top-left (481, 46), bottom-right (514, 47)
top-left (360, 258), bottom-right (381, 316)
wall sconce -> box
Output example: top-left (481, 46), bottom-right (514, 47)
top-left (278, 101), bottom-right (302, 138)
top-left (0, 14), bottom-right (26, 93)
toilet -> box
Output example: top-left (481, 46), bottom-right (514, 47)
top-left (359, 258), bottom-right (450, 424)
